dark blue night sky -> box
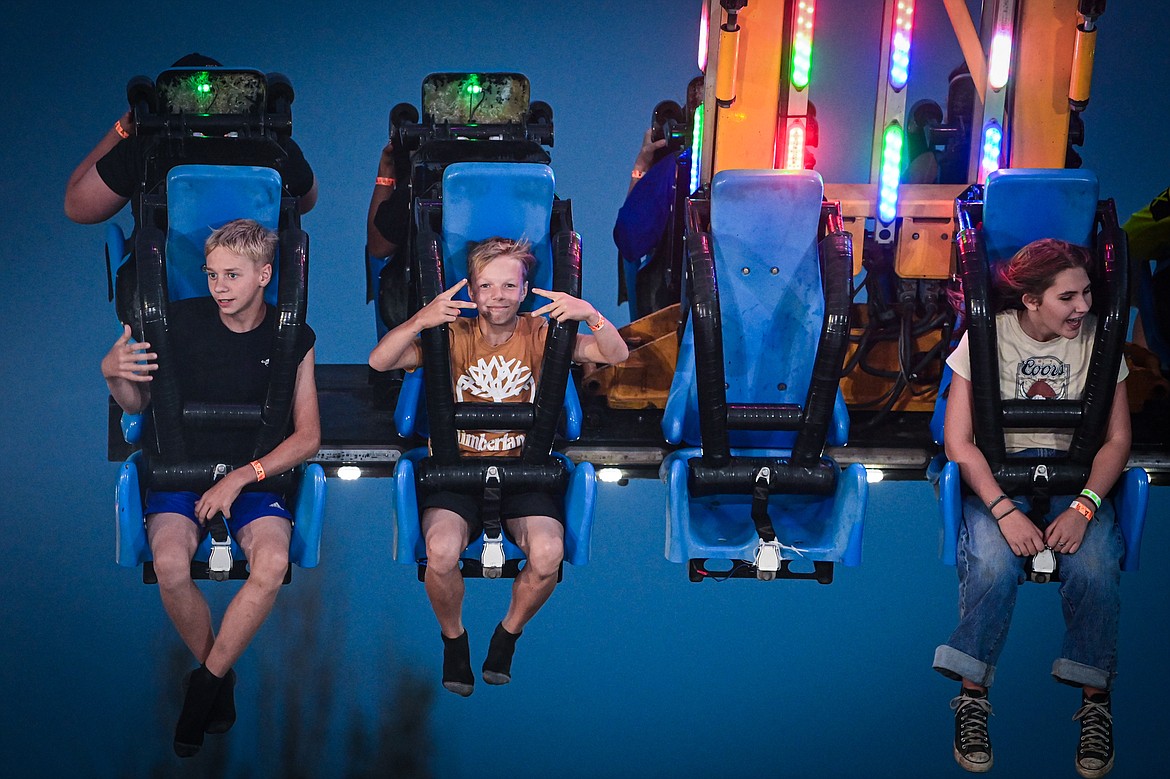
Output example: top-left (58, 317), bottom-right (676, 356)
top-left (2, 1), bottom-right (1168, 776)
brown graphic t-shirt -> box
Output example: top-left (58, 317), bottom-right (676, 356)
top-left (412, 316), bottom-right (548, 456)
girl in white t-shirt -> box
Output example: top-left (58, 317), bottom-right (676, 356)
top-left (933, 239), bottom-right (1130, 778)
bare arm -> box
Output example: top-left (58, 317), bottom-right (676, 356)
top-left (194, 346), bottom-right (321, 522)
top-left (530, 288), bottom-right (630, 365)
top-left (64, 112), bottom-right (132, 224)
top-left (298, 176), bottom-right (319, 214)
top-left (1043, 379), bottom-right (1132, 554)
top-left (629, 128), bottom-right (667, 193)
top-left (366, 141), bottom-right (398, 258)
top-left (101, 324), bottom-right (155, 414)
top-left (944, 373), bottom-right (1045, 556)
top-left (368, 278), bottom-right (475, 371)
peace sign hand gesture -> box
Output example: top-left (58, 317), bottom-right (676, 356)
top-left (412, 278), bottom-right (477, 331)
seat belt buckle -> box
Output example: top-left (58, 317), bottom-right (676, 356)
top-left (754, 538), bottom-right (782, 581)
top-left (1028, 547), bottom-right (1058, 584)
top-left (212, 463), bottom-right (229, 482)
top-left (206, 512), bottom-right (233, 581)
top-left (481, 536), bottom-right (505, 579)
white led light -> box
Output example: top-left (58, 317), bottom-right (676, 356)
top-left (597, 468), bottom-right (624, 483)
top-left (337, 466), bottom-right (362, 481)
top-left (865, 468), bottom-right (885, 484)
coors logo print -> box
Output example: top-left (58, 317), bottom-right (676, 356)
top-left (1016, 356), bottom-right (1070, 400)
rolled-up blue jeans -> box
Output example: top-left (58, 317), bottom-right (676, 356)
top-left (933, 449), bottom-right (1123, 690)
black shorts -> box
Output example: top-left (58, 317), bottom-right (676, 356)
top-left (420, 490), bottom-right (564, 539)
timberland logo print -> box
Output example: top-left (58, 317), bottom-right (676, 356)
top-left (455, 356), bottom-right (535, 402)
top-left (1016, 356), bottom-right (1069, 400)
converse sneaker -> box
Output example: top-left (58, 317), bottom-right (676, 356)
top-left (1074, 692), bottom-right (1114, 778)
top-left (950, 687), bottom-right (993, 772)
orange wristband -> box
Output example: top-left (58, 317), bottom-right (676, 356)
top-left (249, 460), bottom-right (266, 482)
top-left (115, 119), bottom-right (131, 139)
top-left (588, 313), bottom-right (607, 332)
top-left (1069, 499), bottom-right (1094, 521)
top-left (375, 176), bottom-right (395, 187)
top-left (630, 169), bottom-right (645, 180)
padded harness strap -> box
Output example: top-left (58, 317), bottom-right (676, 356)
top-left (750, 466), bottom-right (777, 542)
top-left (481, 466), bottom-right (503, 541)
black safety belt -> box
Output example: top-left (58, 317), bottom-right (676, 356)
top-left (750, 466), bottom-right (778, 543)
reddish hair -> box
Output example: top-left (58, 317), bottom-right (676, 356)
top-left (993, 238), bottom-right (1093, 312)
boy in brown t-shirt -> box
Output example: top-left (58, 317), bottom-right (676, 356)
top-left (370, 236), bottom-right (628, 696)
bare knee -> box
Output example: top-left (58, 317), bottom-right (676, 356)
top-left (246, 544), bottom-right (289, 590)
top-left (424, 529), bottom-right (467, 573)
top-left (523, 535), bottom-right (564, 578)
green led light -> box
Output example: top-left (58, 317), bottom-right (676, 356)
top-left (464, 74), bottom-right (483, 95)
top-left (193, 71), bottom-right (212, 95)
top-left (690, 104), bottom-right (704, 195)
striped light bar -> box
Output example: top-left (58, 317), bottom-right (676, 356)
top-left (980, 121), bottom-right (1003, 179)
top-left (888, 0), bottom-right (915, 90)
top-left (690, 103), bottom-right (705, 194)
top-left (987, 30), bottom-right (1012, 90)
top-left (878, 122), bottom-right (904, 224)
top-left (783, 121), bottom-right (806, 170)
top-left (791, 0), bottom-right (816, 89)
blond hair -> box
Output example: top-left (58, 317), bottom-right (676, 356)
top-left (204, 218), bottom-right (277, 266)
top-left (466, 237), bottom-right (536, 285)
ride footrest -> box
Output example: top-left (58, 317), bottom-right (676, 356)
top-left (141, 561), bottom-right (293, 584)
top-left (413, 560), bottom-right (564, 583)
top-left (687, 558), bottom-right (835, 584)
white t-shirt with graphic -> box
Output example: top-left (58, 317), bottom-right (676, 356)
top-left (946, 311), bottom-right (1128, 452)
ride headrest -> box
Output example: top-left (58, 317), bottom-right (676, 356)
top-left (440, 162), bottom-right (556, 311)
top-left (165, 165), bottom-right (282, 303)
top-left (983, 169), bottom-right (1099, 264)
top-left (709, 169), bottom-right (825, 419)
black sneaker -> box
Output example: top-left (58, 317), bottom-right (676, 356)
top-left (1074, 692), bottom-right (1114, 778)
top-left (950, 687), bottom-right (993, 773)
top-left (441, 631), bottom-right (474, 697)
top-left (482, 623), bottom-right (521, 685)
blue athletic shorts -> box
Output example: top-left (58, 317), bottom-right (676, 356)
top-left (145, 490), bottom-right (292, 534)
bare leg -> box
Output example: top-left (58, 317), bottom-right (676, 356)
top-left (148, 513), bottom-right (214, 662)
top-left (202, 516), bottom-right (291, 676)
top-left (421, 508), bottom-right (471, 638)
top-left (501, 515), bottom-right (564, 633)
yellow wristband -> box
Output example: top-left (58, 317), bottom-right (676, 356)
top-left (1069, 499), bottom-right (1094, 521)
top-left (588, 313), bottom-right (606, 332)
top-left (250, 460), bottom-right (266, 482)
top-left (375, 176), bottom-right (395, 187)
top-left (115, 119), bottom-right (131, 139)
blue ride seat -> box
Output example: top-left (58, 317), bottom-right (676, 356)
top-left (389, 162), bottom-right (595, 578)
top-left (661, 169), bottom-right (867, 583)
top-left (934, 168), bottom-right (1148, 574)
top-left (113, 164), bottom-right (325, 582)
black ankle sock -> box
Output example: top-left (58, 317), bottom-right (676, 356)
top-left (1084, 690), bottom-right (1110, 704)
top-left (204, 668), bottom-right (237, 735)
top-left (174, 665), bottom-right (224, 757)
top-left (441, 631), bottom-right (474, 697)
top-left (482, 623), bottom-right (521, 685)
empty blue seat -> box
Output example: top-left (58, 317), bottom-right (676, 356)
top-left (661, 169), bottom-right (866, 582)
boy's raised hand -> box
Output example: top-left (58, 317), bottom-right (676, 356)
top-left (413, 278), bottom-right (477, 330)
top-left (529, 288), bottom-right (597, 324)
top-left (101, 324), bottom-right (156, 382)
